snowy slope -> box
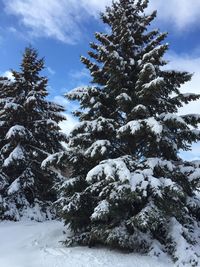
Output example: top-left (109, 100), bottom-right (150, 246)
top-left (0, 220), bottom-right (173, 267)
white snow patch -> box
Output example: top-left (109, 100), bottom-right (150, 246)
top-left (3, 145), bottom-right (25, 167)
top-left (119, 120), bottom-right (141, 135)
top-left (132, 104), bottom-right (147, 112)
top-left (4, 102), bottom-right (20, 110)
top-left (143, 77), bottom-right (164, 89)
top-left (67, 86), bottom-right (89, 99)
top-left (7, 178), bottom-right (20, 195)
top-left (130, 58), bottom-right (135, 65)
top-left (146, 118), bottom-right (163, 135)
top-left (161, 113), bottom-right (186, 125)
top-left (0, 220), bottom-right (172, 267)
top-left (116, 93), bottom-right (131, 102)
top-left (85, 140), bottom-right (111, 158)
top-left (119, 118), bottom-right (162, 136)
top-left (6, 125), bottom-right (27, 139)
top-left (86, 158), bottom-right (132, 183)
top-left (91, 199), bottom-right (109, 221)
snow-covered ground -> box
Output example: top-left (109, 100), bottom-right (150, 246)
top-left (0, 220), bottom-right (174, 267)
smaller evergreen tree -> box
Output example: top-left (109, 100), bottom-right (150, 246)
top-left (0, 47), bottom-right (67, 221)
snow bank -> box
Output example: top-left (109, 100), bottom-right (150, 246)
top-left (0, 220), bottom-right (172, 267)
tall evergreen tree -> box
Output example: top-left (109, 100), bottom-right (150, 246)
top-left (0, 47), bottom-right (67, 221)
top-left (56, 0), bottom-right (200, 265)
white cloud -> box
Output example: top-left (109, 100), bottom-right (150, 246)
top-left (2, 70), bottom-right (15, 81)
top-left (47, 67), bottom-right (55, 75)
top-left (164, 52), bottom-right (200, 161)
top-left (4, 0), bottom-right (111, 44)
top-left (4, 0), bottom-right (81, 44)
top-left (5, 0), bottom-right (200, 43)
top-left (69, 68), bottom-right (90, 80)
top-left (149, 0), bottom-right (200, 30)
top-left (53, 95), bottom-right (69, 109)
top-left (59, 113), bottom-right (78, 135)
top-left (53, 95), bottom-right (79, 112)
top-left (189, 143), bottom-right (200, 160)
top-left (52, 96), bottom-right (78, 135)
top-left (79, 0), bottom-right (112, 18)
top-left (8, 26), bottom-right (17, 33)
top-left (165, 52), bottom-right (200, 115)
top-left (68, 68), bottom-right (90, 88)
top-left (180, 142), bottom-right (200, 161)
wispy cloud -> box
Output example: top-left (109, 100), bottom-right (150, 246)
top-left (3, 0), bottom-right (111, 44)
top-left (69, 68), bottom-right (90, 80)
top-left (4, 0), bottom-right (82, 44)
top-left (53, 95), bottom-right (79, 112)
top-left (149, 0), bottom-right (200, 30)
top-left (59, 68), bottom-right (90, 92)
top-left (8, 26), bottom-right (17, 33)
top-left (68, 68), bottom-right (90, 87)
top-left (4, 0), bottom-right (200, 44)
top-left (53, 95), bottom-right (69, 109)
top-left (47, 66), bottom-right (55, 75)
top-left (7, 25), bottom-right (32, 42)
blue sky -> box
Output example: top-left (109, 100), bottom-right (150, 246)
top-left (0, 0), bottom-right (200, 159)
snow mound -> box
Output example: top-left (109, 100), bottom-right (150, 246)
top-left (0, 220), bottom-right (172, 267)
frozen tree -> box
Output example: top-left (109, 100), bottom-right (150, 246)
top-left (58, 0), bottom-right (200, 265)
top-left (0, 47), bottom-right (67, 221)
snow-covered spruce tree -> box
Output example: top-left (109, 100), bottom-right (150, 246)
top-left (51, 72), bottom-right (123, 229)
top-left (58, 0), bottom-right (200, 265)
top-left (0, 47), bottom-right (67, 221)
